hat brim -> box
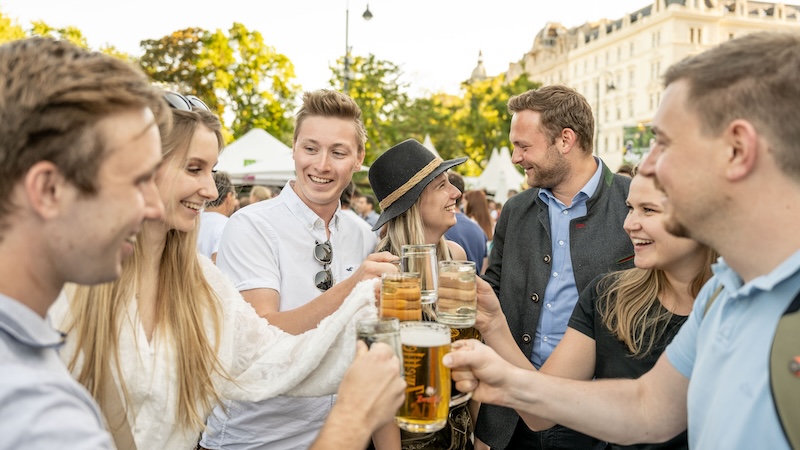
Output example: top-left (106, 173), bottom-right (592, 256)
top-left (372, 157), bottom-right (467, 232)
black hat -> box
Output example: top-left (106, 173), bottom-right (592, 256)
top-left (369, 139), bottom-right (467, 231)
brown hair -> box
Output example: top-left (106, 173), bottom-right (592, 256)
top-left (507, 85), bottom-right (594, 153)
top-left (0, 38), bottom-right (168, 231)
top-left (663, 31), bottom-right (800, 179)
top-left (463, 190), bottom-right (494, 239)
top-left (293, 90), bottom-right (366, 155)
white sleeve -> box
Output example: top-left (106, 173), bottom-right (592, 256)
top-left (204, 258), bottom-right (379, 401)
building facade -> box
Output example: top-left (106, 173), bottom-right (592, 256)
top-left (505, 0), bottom-right (800, 169)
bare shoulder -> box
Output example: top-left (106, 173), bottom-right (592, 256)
top-left (446, 240), bottom-right (467, 261)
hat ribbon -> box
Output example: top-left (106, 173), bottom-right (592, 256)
top-left (379, 157), bottom-right (443, 210)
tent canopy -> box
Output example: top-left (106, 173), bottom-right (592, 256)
top-left (475, 146), bottom-right (524, 204)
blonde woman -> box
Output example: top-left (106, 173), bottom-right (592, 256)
top-left (368, 139), bottom-right (472, 450)
top-left (49, 94), bottom-right (375, 449)
top-left (472, 173), bottom-right (717, 450)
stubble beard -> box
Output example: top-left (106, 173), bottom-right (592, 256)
top-left (527, 146), bottom-right (570, 190)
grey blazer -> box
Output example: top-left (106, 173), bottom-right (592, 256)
top-left (476, 162), bottom-right (635, 449)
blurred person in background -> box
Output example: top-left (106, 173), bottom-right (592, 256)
top-left (198, 171), bottom-right (237, 262)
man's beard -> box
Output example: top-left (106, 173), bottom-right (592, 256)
top-left (528, 145), bottom-right (570, 189)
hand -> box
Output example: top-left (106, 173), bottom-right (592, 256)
top-left (335, 341), bottom-right (406, 432)
top-left (475, 277), bottom-right (505, 335)
top-left (352, 251), bottom-right (400, 283)
top-left (443, 339), bottom-right (518, 407)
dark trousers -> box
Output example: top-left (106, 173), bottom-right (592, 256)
top-left (504, 418), bottom-right (602, 450)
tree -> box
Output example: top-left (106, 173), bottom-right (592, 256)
top-left (30, 21), bottom-right (88, 48)
top-left (0, 11), bottom-right (25, 43)
top-left (139, 23), bottom-right (299, 143)
top-left (330, 54), bottom-right (410, 163)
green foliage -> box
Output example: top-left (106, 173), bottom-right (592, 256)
top-left (140, 23), bottom-right (300, 144)
top-left (31, 21), bottom-right (88, 48)
top-left (331, 54), bottom-right (410, 163)
top-left (0, 11), bottom-right (25, 43)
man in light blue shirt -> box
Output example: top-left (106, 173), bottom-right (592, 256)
top-left (0, 38), bottom-right (166, 448)
top-left (445, 31), bottom-right (800, 450)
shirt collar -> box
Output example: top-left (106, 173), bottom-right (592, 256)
top-left (0, 294), bottom-right (64, 349)
top-left (538, 157), bottom-right (604, 205)
top-left (281, 181), bottom-right (341, 232)
top-left (712, 249), bottom-right (800, 298)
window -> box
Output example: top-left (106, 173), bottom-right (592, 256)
top-left (628, 99), bottom-right (634, 118)
top-left (629, 69), bottom-right (635, 88)
top-left (629, 41), bottom-right (635, 57)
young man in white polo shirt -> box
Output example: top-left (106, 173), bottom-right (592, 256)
top-left (201, 90), bottom-right (397, 450)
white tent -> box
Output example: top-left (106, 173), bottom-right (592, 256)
top-left (216, 128), bottom-right (295, 185)
top-left (475, 146), bottom-right (524, 204)
top-left (421, 134), bottom-right (441, 158)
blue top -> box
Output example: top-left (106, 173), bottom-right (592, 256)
top-left (532, 159), bottom-right (603, 368)
top-left (666, 250), bottom-right (800, 449)
top-left (445, 212), bottom-right (488, 273)
top-left (0, 294), bottom-right (113, 448)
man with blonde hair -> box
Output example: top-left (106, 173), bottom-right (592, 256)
top-left (0, 37), bottom-right (166, 447)
top-left (201, 90), bottom-right (397, 449)
top-left (446, 31), bottom-right (800, 450)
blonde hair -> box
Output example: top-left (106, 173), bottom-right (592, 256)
top-left (377, 202), bottom-right (451, 261)
top-left (249, 185), bottom-right (272, 202)
top-left (64, 107), bottom-right (229, 431)
top-left (293, 90), bottom-right (366, 155)
top-left (597, 246), bottom-right (718, 357)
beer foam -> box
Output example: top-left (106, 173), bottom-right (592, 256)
top-left (401, 327), bottom-right (450, 347)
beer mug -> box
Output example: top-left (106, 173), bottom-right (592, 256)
top-left (436, 260), bottom-right (477, 328)
top-left (355, 317), bottom-right (403, 374)
top-left (395, 321), bottom-right (451, 433)
top-left (380, 272), bottom-right (422, 321)
top-left (401, 244), bottom-right (438, 304)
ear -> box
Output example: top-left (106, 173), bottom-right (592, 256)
top-left (558, 128), bottom-right (578, 154)
top-left (354, 151), bottom-right (365, 173)
top-left (724, 119), bottom-right (759, 182)
top-left (24, 161), bottom-right (72, 220)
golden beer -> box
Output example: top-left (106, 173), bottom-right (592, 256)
top-left (380, 272), bottom-right (422, 321)
top-left (395, 322), bottom-right (451, 433)
top-left (436, 261), bottom-right (477, 327)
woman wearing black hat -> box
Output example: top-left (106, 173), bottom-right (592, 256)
top-left (369, 139), bottom-right (468, 262)
top-left (368, 138), bottom-right (473, 450)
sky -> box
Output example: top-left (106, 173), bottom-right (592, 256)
top-left (1, 0), bottom-right (648, 96)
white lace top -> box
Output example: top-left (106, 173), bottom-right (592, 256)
top-left (49, 256), bottom-right (378, 449)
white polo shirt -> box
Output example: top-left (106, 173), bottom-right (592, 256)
top-left (201, 181), bottom-right (378, 449)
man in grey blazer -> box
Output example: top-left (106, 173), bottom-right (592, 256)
top-left (475, 85), bottom-right (634, 450)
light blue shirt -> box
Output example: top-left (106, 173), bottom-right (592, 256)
top-left (666, 250), bottom-right (800, 449)
top-left (0, 294), bottom-right (113, 448)
top-left (532, 158), bottom-right (603, 368)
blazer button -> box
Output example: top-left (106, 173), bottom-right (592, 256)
top-left (531, 293), bottom-right (540, 302)
top-left (522, 334), bottom-right (532, 343)
top-left (543, 254), bottom-right (551, 264)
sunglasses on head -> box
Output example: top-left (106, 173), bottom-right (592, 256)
top-left (163, 91), bottom-right (211, 112)
top-left (314, 240), bottom-right (333, 291)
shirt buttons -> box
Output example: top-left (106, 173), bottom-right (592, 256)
top-left (531, 293), bottom-right (540, 302)
top-left (558, 240), bottom-right (565, 246)
top-left (522, 334), bottom-right (532, 343)
top-left (553, 272), bottom-right (559, 277)
top-left (562, 210), bottom-right (569, 215)
top-left (546, 303), bottom-right (552, 309)
top-left (543, 336), bottom-right (549, 342)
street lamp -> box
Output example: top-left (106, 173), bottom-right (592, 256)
top-left (594, 70), bottom-right (616, 153)
top-left (344, 1), bottom-right (373, 92)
